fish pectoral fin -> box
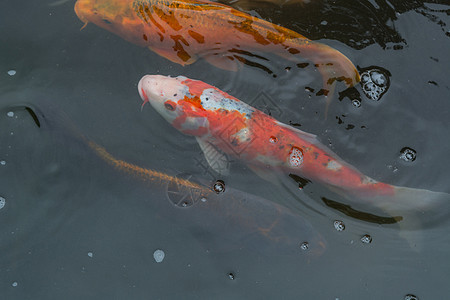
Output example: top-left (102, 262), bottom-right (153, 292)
top-left (203, 54), bottom-right (242, 72)
top-left (196, 138), bottom-right (230, 176)
top-left (247, 164), bottom-right (284, 186)
top-left (148, 46), bottom-right (197, 66)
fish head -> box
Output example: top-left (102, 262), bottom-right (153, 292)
top-left (138, 75), bottom-right (210, 136)
top-left (74, 0), bottom-right (131, 29)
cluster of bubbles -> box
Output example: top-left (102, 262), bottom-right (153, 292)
top-left (289, 147), bottom-right (304, 168)
top-left (360, 68), bottom-right (390, 101)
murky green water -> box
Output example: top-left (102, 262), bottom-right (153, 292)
top-left (1, 0), bottom-right (450, 299)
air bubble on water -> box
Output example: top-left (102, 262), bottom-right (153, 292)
top-left (361, 74), bottom-right (370, 82)
top-left (213, 180), bottom-right (225, 194)
top-left (200, 197), bottom-right (207, 202)
top-left (0, 160), bottom-right (6, 166)
top-left (12, 281), bottom-right (18, 287)
top-left (300, 242), bottom-right (309, 250)
top-left (228, 272), bottom-right (235, 280)
top-left (404, 294), bottom-right (418, 300)
top-left (361, 234), bottom-right (372, 244)
top-left (320, 20), bottom-right (327, 25)
top-left (0, 197), bottom-right (6, 210)
top-left (7, 111), bottom-right (14, 117)
top-left (371, 71), bottom-right (386, 86)
top-left (334, 220), bottom-right (345, 231)
top-left (400, 147), bottom-right (416, 162)
top-left (153, 249), bottom-right (165, 263)
top-left (363, 82), bottom-right (375, 92)
top-left (7, 70), bottom-right (16, 76)
top-left (360, 68), bottom-right (390, 101)
top-left (352, 100), bottom-right (361, 108)
top-left (87, 252), bottom-right (93, 258)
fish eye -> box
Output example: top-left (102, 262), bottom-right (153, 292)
top-left (164, 101), bottom-right (176, 111)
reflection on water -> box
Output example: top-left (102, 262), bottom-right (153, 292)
top-left (243, 0), bottom-right (450, 50)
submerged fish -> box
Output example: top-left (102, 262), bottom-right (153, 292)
top-left (138, 74), bottom-right (450, 226)
top-left (74, 0), bottom-right (360, 99)
top-left (89, 140), bottom-right (326, 255)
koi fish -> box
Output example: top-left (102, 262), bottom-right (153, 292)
top-left (138, 74), bottom-right (450, 227)
top-left (74, 0), bottom-right (360, 101)
top-left (3, 97), bottom-right (325, 255)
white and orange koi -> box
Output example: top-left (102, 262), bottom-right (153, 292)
top-left (138, 74), bottom-right (450, 225)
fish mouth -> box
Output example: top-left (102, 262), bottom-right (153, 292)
top-left (138, 76), bottom-right (150, 110)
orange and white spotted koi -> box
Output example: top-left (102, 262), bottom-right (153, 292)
top-left (138, 74), bottom-right (450, 224)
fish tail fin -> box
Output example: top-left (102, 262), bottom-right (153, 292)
top-left (283, 40), bottom-right (360, 116)
top-left (362, 186), bottom-right (450, 230)
top-left (314, 47), bottom-right (360, 98)
top-left (380, 186), bottom-right (450, 250)
top-left (283, 39), bottom-right (360, 92)
top-left (335, 186), bottom-right (450, 250)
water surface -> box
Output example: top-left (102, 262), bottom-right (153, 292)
top-left (1, 0), bottom-right (450, 299)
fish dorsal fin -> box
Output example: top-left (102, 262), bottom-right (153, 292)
top-left (274, 121), bottom-right (318, 144)
top-left (196, 137), bottom-right (230, 176)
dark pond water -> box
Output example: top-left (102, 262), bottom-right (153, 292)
top-left (1, 0), bottom-right (450, 299)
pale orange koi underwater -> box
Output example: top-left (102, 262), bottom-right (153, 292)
top-left (74, 0), bottom-right (360, 99)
